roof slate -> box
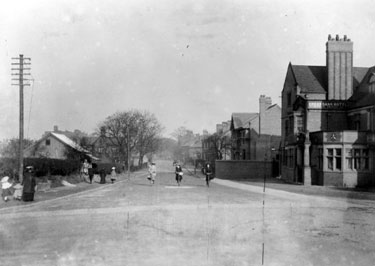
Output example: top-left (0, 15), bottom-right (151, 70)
top-left (290, 64), bottom-right (369, 94)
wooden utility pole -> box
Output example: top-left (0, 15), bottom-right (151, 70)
top-left (127, 126), bottom-right (130, 179)
top-left (11, 55), bottom-right (31, 183)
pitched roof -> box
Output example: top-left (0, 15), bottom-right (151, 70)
top-left (348, 66), bottom-right (375, 109)
top-left (51, 132), bottom-right (90, 153)
top-left (25, 132), bottom-right (99, 160)
top-left (290, 64), bottom-right (369, 94)
top-left (291, 65), bottom-right (326, 93)
top-left (231, 113), bottom-right (258, 129)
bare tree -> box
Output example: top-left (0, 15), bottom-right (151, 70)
top-left (204, 132), bottom-right (229, 160)
top-left (97, 110), bottom-right (163, 165)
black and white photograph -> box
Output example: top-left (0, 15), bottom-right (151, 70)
top-left (1, 0), bottom-right (375, 265)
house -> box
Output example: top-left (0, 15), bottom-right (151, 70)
top-left (181, 134), bottom-right (202, 163)
top-left (24, 131), bottom-right (98, 161)
top-left (88, 135), bottom-right (121, 164)
top-left (230, 95), bottom-right (281, 161)
top-left (216, 121), bottom-right (232, 160)
top-left (281, 34), bottom-right (375, 187)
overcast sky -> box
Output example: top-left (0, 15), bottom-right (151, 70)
top-left (1, 0), bottom-right (375, 140)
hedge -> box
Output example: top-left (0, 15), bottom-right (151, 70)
top-left (0, 157), bottom-right (81, 178)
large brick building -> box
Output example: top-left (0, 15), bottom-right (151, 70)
top-left (281, 34), bottom-right (375, 187)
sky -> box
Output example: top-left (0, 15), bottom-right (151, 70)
top-left (1, 0), bottom-right (375, 140)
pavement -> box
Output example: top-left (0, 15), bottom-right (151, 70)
top-left (0, 172), bottom-right (133, 209)
top-left (1, 164), bottom-right (375, 209)
top-left (182, 165), bottom-right (375, 201)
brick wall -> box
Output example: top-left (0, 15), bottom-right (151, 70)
top-left (216, 160), bottom-right (273, 180)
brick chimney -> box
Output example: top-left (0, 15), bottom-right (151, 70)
top-left (259, 95), bottom-right (272, 135)
top-left (326, 34), bottom-right (353, 100)
top-left (53, 125), bottom-right (59, 132)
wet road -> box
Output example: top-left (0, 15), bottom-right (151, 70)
top-left (1, 161), bottom-right (375, 266)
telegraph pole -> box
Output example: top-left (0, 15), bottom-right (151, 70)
top-left (11, 55), bottom-right (31, 183)
top-left (127, 126), bottom-right (130, 179)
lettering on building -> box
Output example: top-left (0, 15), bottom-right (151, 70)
top-left (307, 101), bottom-right (347, 110)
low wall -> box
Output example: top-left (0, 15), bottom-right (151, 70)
top-left (215, 160), bottom-right (273, 180)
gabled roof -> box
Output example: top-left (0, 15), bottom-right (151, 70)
top-left (231, 113), bottom-right (258, 130)
top-left (348, 66), bottom-right (375, 109)
top-left (266, 104), bottom-right (281, 112)
top-left (289, 64), bottom-right (369, 94)
top-left (51, 132), bottom-right (90, 153)
top-left (25, 132), bottom-right (99, 160)
top-left (291, 65), bottom-right (327, 94)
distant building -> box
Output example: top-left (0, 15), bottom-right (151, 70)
top-left (230, 95), bottom-right (281, 161)
top-left (24, 131), bottom-right (98, 161)
top-left (201, 121), bottom-right (231, 163)
top-left (181, 134), bottom-right (202, 163)
top-left (281, 34), bottom-right (375, 187)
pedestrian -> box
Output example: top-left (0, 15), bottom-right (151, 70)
top-left (175, 164), bottom-right (183, 186)
top-left (110, 167), bottom-right (117, 184)
top-left (1, 176), bottom-right (13, 202)
top-left (99, 168), bottom-right (106, 184)
top-left (148, 162), bottom-right (156, 185)
top-left (22, 166), bottom-right (37, 202)
top-left (88, 163), bottom-right (94, 184)
top-left (205, 163), bottom-right (214, 187)
top-left (82, 159), bottom-right (89, 176)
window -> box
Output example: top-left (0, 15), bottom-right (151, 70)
top-left (326, 148), bottom-right (343, 171)
top-left (287, 92), bottom-right (291, 106)
top-left (45, 139), bottom-right (51, 146)
top-left (296, 116), bottom-right (304, 133)
top-left (346, 148), bottom-right (369, 171)
top-left (327, 149), bottom-right (333, 170)
top-left (335, 148), bottom-right (341, 170)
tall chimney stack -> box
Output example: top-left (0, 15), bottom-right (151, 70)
top-left (326, 34), bottom-right (353, 100)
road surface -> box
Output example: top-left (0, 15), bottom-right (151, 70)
top-left (1, 160), bottom-right (375, 266)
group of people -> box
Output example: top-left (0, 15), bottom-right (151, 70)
top-left (147, 161), bottom-right (214, 187)
top-left (82, 159), bottom-right (117, 184)
top-left (1, 165), bottom-right (37, 202)
top-left (175, 161), bottom-right (214, 186)
top-left (0, 160), bottom-right (120, 203)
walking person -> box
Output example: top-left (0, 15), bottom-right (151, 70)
top-left (22, 166), bottom-right (37, 202)
top-left (148, 162), bottom-right (156, 185)
top-left (110, 167), bottom-right (117, 184)
top-left (175, 164), bottom-right (183, 186)
top-left (205, 163), bottom-right (213, 187)
top-left (88, 163), bottom-right (94, 184)
top-left (99, 168), bottom-right (106, 184)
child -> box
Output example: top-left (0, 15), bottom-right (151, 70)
top-left (149, 163), bottom-right (156, 184)
top-left (110, 167), bottom-right (117, 184)
top-left (1, 176), bottom-right (13, 202)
